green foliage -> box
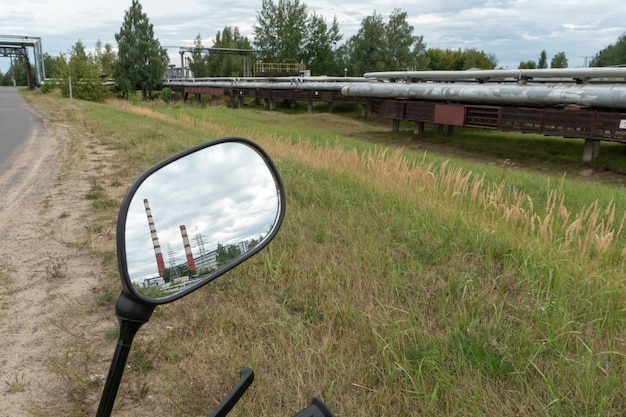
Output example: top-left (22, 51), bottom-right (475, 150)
top-left (216, 243), bottom-right (242, 265)
top-left (253, 0), bottom-right (342, 75)
top-left (591, 33), bottom-right (626, 66)
top-left (253, 0), bottom-right (308, 63)
top-left (43, 53), bottom-right (65, 78)
top-left (303, 12), bottom-right (343, 75)
top-left (58, 40), bottom-right (110, 102)
top-left (113, 0), bottom-right (169, 99)
top-left (550, 51), bottom-right (569, 68)
top-left (519, 60), bottom-right (537, 69)
top-left (0, 54), bottom-right (32, 86)
top-left (189, 28), bottom-right (253, 78)
top-left (93, 39), bottom-right (116, 78)
top-left (538, 49), bottom-right (548, 69)
top-left (344, 9), bottom-right (427, 75)
top-left (160, 87), bottom-right (172, 103)
top-left (424, 47), bottom-right (497, 70)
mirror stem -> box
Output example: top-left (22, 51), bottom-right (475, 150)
top-left (207, 368), bottom-right (254, 417)
top-left (96, 293), bottom-right (156, 417)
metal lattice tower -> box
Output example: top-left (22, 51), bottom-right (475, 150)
top-left (166, 243), bottom-right (180, 278)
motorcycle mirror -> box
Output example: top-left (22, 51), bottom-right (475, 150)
top-left (117, 136), bottom-right (285, 305)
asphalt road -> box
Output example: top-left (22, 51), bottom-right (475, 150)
top-left (0, 87), bottom-right (36, 173)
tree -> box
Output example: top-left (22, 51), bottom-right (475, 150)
top-left (208, 27), bottom-right (253, 76)
top-left (462, 48), bottom-right (497, 69)
top-left (113, 0), bottom-right (169, 99)
top-left (591, 33), bottom-right (626, 67)
top-left (43, 53), bottom-right (65, 78)
top-left (303, 12), bottom-right (342, 75)
top-left (94, 39), bottom-right (116, 77)
top-left (385, 9), bottom-right (426, 70)
top-left (253, 0), bottom-right (308, 63)
top-left (550, 51), bottom-right (568, 68)
top-left (58, 40), bottom-right (109, 102)
top-left (344, 9), bottom-right (426, 75)
top-left (188, 34), bottom-right (211, 77)
top-left (519, 60), bottom-right (537, 69)
top-left (253, 0), bottom-right (343, 75)
top-left (538, 50), bottom-right (548, 69)
top-left (423, 48), bottom-right (496, 70)
top-left (343, 12), bottom-right (387, 75)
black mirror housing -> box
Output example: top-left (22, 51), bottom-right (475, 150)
top-left (116, 136), bottom-right (285, 306)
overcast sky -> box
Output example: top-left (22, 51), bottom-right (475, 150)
top-left (2, 0), bottom-right (625, 74)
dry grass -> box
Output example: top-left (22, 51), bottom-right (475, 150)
top-left (26, 93), bottom-right (626, 416)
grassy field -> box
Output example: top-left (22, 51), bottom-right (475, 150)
top-left (26, 92), bottom-right (626, 416)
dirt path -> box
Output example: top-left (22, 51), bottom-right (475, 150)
top-left (0, 101), bottom-right (104, 416)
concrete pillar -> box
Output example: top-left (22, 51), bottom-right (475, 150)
top-left (414, 121), bottom-right (425, 138)
top-left (583, 139), bottom-right (601, 162)
top-left (392, 119), bottom-right (400, 132)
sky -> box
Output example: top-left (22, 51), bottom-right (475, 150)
top-left (1, 0), bottom-right (625, 74)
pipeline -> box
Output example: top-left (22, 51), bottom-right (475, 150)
top-left (164, 77), bottom-right (368, 91)
top-left (341, 82), bottom-right (626, 110)
top-left (364, 68), bottom-right (626, 82)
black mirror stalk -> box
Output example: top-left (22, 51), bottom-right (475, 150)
top-left (96, 293), bottom-right (156, 417)
top-left (207, 367), bottom-right (255, 417)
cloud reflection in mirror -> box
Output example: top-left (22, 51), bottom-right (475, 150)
top-left (123, 142), bottom-right (281, 300)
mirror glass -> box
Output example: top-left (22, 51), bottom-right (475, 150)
top-left (123, 141), bottom-right (282, 301)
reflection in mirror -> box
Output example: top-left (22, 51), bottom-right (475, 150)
top-left (124, 141), bottom-right (282, 301)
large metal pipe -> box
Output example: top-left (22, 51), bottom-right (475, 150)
top-left (364, 68), bottom-right (626, 82)
top-left (341, 82), bottom-right (626, 109)
top-left (165, 79), bottom-right (357, 91)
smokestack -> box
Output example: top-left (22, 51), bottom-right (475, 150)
top-left (180, 225), bottom-right (196, 272)
top-left (144, 199), bottom-right (166, 277)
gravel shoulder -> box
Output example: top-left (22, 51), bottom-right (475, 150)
top-left (0, 99), bottom-right (108, 416)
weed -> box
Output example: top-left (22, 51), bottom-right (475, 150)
top-left (85, 178), bottom-right (105, 200)
top-left (45, 256), bottom-right (68, 280)
top-left (4, 373), bottom-right (26, 391)
top-left (96, 288), bottom-right (117, 306)
top-left (104, 327), bottom-right (119, 341)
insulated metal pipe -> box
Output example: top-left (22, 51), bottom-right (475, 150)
top-left (364, 68), bottom-right (626, 82)
top-left (165, 79), bottom-right (355, 91)
top-left (341, 83), bottom-right (626, 109)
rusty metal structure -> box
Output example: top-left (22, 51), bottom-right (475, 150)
top-left (0, 35), bottom-right (45, 88)
top-left (165, 68), bottom-right (626, 161)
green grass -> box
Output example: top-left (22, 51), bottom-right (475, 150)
top-left (26, 92), bottom-right (626, 416)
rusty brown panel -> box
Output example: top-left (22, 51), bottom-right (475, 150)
top-left (543, 108), bottom-right (595, 138)
top-left (320, 91), bottom-right (335, 102)
top-left (591, 111), bottom-right (626, 142)
top-left (465, 106), bottom-right (500, 129)
top-left (500, 107), bottom-right (543, 133)
top-left (185, 86), bottom-right (224, 96)
top-left (406, 101), bottom-right (435, 122)
top-left (256, 89), bottom-right (270, 99)
top-left (294, 90), bottom-right (313, 100)
top-left (376, 100), bottom-right (405, 118)
top-left (269, 89), bottom-right (294, 100)
top-left (433, 104), bottom-right (465, 126)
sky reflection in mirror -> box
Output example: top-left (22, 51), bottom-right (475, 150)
top-left (124, 142), bottom-right (280, 293)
